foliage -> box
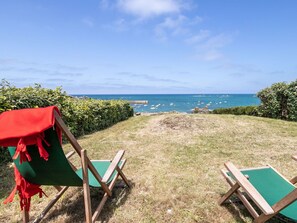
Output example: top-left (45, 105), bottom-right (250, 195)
top-left (0, 147), bottom-right (11, 165)
top-left (212, 106), bottom-right (259, 116)
top-left (0, 80), bottom-right (134, 164)
top-left (257, 80), bottom-right (297, 121)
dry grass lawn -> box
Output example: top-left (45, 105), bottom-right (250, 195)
top-left (1, 113), bottom-right (297, 222)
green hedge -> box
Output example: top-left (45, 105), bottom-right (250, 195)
top-left (0, 80), bottom-right (134, 164)
top-left (212, 106), bottom-right (259, 116)
top-left (212, 79), bottom-right (297, 121)
top-left (257, 80), bottom-right (297, 121)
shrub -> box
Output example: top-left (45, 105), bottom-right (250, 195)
top-left (0, 80), bottom-right (134, 164)
top-left (257, 79), bottom-right (297, 121)
top-left (287, 80), bottom-right (297, 121)
top-left (212, 106), bottom-right (259, 116)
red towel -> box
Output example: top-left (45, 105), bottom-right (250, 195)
top-left (0, 106), bottom-right (62, 211)
top-left (0, 106), bottom-right (62, 163)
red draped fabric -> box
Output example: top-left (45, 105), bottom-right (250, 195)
top-left (0, 106), bottom-right (62, 211)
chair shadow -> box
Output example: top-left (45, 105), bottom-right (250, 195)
top-left (221, 199), bottom-right (252, 223)
top-left (43, 180), bottom-right (134, 223)
top-left (222, 197), bottom-right (295, 223)
top-left (0, 163), bottom-right (15, 200)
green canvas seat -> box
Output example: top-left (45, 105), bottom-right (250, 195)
top-left (220, 162), bottom-right (297, 223)
top-left (8, 128), bottom-right (121, 187)
top-left (240, 167), bottom-right (297, 221)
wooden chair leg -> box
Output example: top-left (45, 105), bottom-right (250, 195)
top-left (92, 193), bottom-right (109, 222)
top-left (219, 182), bottom-right (240, 205)
top-left (22, 198), bottom-right (30, 223)
top-left (116, 166), bottom-right (130, 188)
top-left (22, 209), bottom-right (29, 223)
top-left (81, 149), bottom-right (92, 223)
top-left (33, 186), bottom-right (69, 223)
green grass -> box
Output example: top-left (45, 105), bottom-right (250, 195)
top-left (1, 113), bottom-right (297, 222)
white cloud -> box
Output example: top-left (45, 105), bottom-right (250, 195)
top-left (154, 15), bottom-right (188, 41)
top-left (190, 16), bottom-right (203, 25)
top-left (82, 17), bottom-right (94, 28)
top-left (117, 0), bottom-right (182, 19)
top-left (99, 0), bottom-right (110, 9)
top-left (185, 30), bottom-right (210, 44)
top-left (161, 15), bottom-right (186, 29)
top-left (114, 18), bottom-right (129, 31)
top-left (202, 33), bottom-right (233, 49)
top-left (103, 18), bottom-right (129, 32)
top-left (200, 33), bottom-right (233, 61)
top-left (202, 50), bottom-right (223, 61)
top-left (189, 33), bottom-right (234, 61)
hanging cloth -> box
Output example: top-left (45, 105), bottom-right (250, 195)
top-left (0, 106), bottom-right (62, 211)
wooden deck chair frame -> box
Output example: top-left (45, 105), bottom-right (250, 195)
top-left (219, 161), bottom-right (297, 223)
top-left (20, 111), bottom-right (130, 223)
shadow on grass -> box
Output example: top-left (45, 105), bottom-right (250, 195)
top-left (222, 198), bottom-right (295, 223)
top-left (43, 180), bottom-right (134, 223)
top-left (0, 163), bottom-right (15, 200)
top-left (221, 201), bottom-right (251, 223)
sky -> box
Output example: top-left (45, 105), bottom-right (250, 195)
top-left (0, 0), bottom-right (297, 94)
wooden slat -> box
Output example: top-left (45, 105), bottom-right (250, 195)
top-left (221, 169), bottom-right (234, 186)
top-left (237, 189), bottom-right (260, 218)
top-left (54, 111), bottom-right (112, 196)
top-left (272, 188), bottom-right (297, 213)
top-left (65, 151), bottom-right (75, 159)
top-left (254, 213), bottom-right (273, 223)
top-left (23, 209), bottom-right (29, 223)
top-left (220, 169), bottom-right (259, 218)
top-left (92, 159), bottom-right (128, 222)
top-left (33, 186), bottom-right (69, 223)
top-left (256, 189), bottom-right (297, 223)
top-left (224, 162), bottom-right (274, 215)
top-left (116, 165), bottom-right (130, 187)
top-left (102, 150), bottom-right (125, 183)
top-left (65, 151), bottom-right (77, 171)
top-left (218, 182), bottom-right (240, 205)
top-left (81, 150), bottom-right (92, 223)
top-left (92, 193), bottom-right (108, 223)
top-left (290, 176), bottom-right (297, 184)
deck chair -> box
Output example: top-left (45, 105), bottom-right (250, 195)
top-left (219, 161), bottom-right (297, 223)
top-left (7, 110), bottom-right (130, 223)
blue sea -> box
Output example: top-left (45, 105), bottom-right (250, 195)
top-left (73, 94), bottom-right (260, 113)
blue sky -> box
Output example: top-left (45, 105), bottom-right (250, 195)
top-left (1, 0), bottom-right (296, 94)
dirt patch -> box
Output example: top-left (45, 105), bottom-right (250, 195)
top-left (160, 115), bottom-right (193, 130)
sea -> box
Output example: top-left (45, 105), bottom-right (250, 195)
top-left (73, 94), bottom-right (260, 113)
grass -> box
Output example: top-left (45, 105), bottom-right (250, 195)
top-left (1, 113), bottom-right (297, 222)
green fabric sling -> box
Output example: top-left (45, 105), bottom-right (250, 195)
top-left (229, 167), bottom-right (297, 221)
top-left (8, 128), bottom-right (120, 187)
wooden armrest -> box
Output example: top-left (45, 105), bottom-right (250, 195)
top-left (66, 151), bottom-right (75, 159)
top-left (102, 150), bottom-right (125, 183)
top-left (292, 155), bottom-right (297, 161)
top-left (224, 161), bottom-right (274, 215)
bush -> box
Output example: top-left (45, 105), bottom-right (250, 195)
top-left (257, 79), bottom-right (297, 121)
top-left (0, 80), bottom-right (134, 164)
top-left (286, 80), bottom-right (297, 121)
top-left (212, 106), bottom-right (259, 116)
top-left (0, 147), bottom-right (11, 164)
